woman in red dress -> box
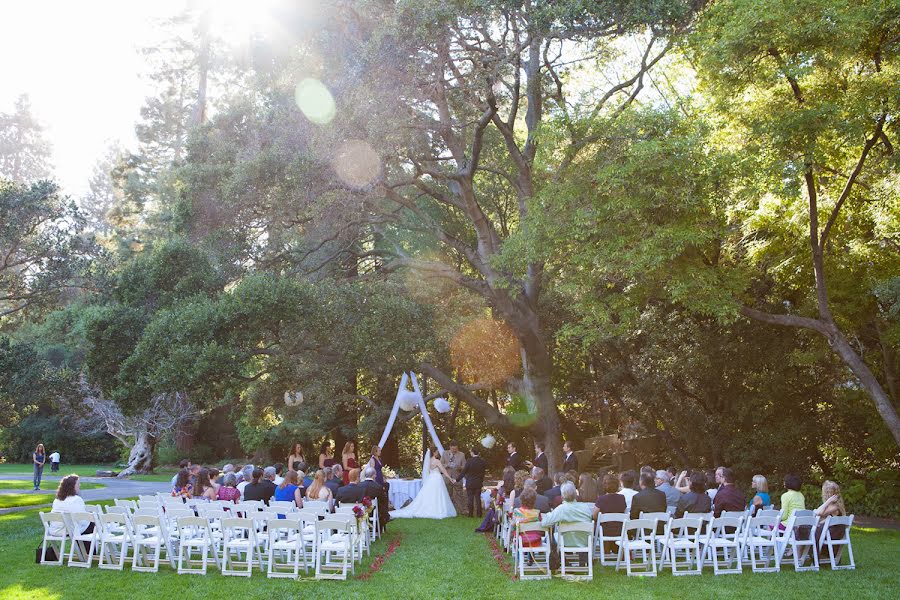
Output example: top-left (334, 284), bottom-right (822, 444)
top-left (341, 441), bottom-right (357, 485)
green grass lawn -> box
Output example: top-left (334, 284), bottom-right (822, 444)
top-left (127, 470), bottom-right (177, 483)
top-left (0, 481), bottom-right (105, 491)
top-left (0, 508), bottom-right (897, 600)
top-left (0, 464), bottom-right (116, 478)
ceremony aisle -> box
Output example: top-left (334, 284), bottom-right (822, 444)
top-left (1, 506), bottom-right (898, 599)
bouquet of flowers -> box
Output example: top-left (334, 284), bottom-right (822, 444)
top-left (381, 465), bottom-right (397, 479)
top-left (361, 496), bottom-right (373, 509)
top-left (352, 505), bottom-right (366, 521)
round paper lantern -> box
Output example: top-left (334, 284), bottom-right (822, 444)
top-left (284, 390), bottom-right (304, 406)
top-left (481, 434), bottom-right (496, 449)
top-left (398, 389), bottom-right (422, 411)
top-left (432, 397), bottom-right (451, 413)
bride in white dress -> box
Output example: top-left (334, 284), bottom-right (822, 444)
top-left (389, 449), bottom-right (457, 519)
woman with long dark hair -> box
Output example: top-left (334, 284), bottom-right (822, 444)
top-left (287, 443), bottom-right (307, 473)
top-left (33, 443), bottom-right (46, 491)
top-left (195, 468), bottom-right (217, 501)
top-left (319, 442), bottom-right (335, 469)
top-left (172, 468), bottom-right (193, 498)
top-left (50, 475), bottom-right (92, 537)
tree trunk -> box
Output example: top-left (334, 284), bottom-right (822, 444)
top-left (116, 430), bottom-right (156, 478)
top-left (829, 327), bottom-right (900, 446)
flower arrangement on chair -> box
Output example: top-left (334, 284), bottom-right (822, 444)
top-left (353, 497), bottom-right (374, 525)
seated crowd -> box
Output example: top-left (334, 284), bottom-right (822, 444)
top-left (500, 460), bottom-right (850, 553)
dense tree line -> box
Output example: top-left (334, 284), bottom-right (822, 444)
top-left (0, 1), bottom-right (896, 512)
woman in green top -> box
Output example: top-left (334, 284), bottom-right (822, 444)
top-left (779, 473), bottom-right (805, 527)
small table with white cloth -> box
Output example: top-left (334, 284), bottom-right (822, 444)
top-left (387, 478), bottom-right (423, 509)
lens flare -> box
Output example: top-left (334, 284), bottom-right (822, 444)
top-left (332, 139), bottom-right (380, 188)
top-left (450, 317), bottom-right (522, 386)
top-left (294, 78), bottom-right (336, 124)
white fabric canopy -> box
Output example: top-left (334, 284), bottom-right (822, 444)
top-left (377, 372), bottom-right (445, 455)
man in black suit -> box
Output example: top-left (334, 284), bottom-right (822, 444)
top-left (562, 440), bottom-right (579, 473)
top-left (531, 441), bottom-right (549, 474)
top-left (325, 465), bottom-right (343, 497)
top-left (532, 466), bottom-right (553, 495)
top-left (543, 472), bottom-right (565, 506)
top-left (457, 446), bottom-right (487, 517)
top-left (506, 442), bottom-right (524, 470)
top-left (337, 468), bottom-right (363, 504)
top-left (630, 473), bottom-right (668, 532)
top-left (359, 466), bottom-right (390, 531)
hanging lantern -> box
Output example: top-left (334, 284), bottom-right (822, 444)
top-left (398, 389), bottom-right (421, 411)
top-left (284, 390), bottom-right (304, 406)
top-left (481, 434), bottom-right (496, 449)
top-left (433, 398), bottom-right (451, 413)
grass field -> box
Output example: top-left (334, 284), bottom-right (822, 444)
top-left (0, 481), bottom-right (105, 491)
top-left (0, 482), bottom-right (105, 510)
top-left (0, 464), bottom-right (115, 478)
top-left (0, 506), bottom-right (897, 600)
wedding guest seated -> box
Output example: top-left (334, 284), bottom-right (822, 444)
top-left (705, 469), bottom-right (719, 502)
top-left (631, 473), bottom-right (667, 527)
top-left (172, 468), bottom-right (193, 498)
top-left (541, 482), bottom-right (593, 566)
top-left (814, 480), bottom-right (847, 542)
top-left (236, 465), bottom-right (254, 495)
top-left (189, 464), bottom-right (201, 488)
top-left (779, 473), bottom-right (806, 525)
top-left (593, 474), bottom-right (627, 552)
top-left (326, 465), bottom-right (343, 496)
top-left (578, 473), bottom-right (597, 502)
top-left (208, 468), bottom-right (220, 493)
top-left (513, 488), bottom-right (542, 549)
top-left (243, 468), bottom-right (275, 504)
top-left (617, 471), bottom-right (638, 513)
top-left (296, 471), bottom-right (307, 497)
top-left (171, 459), bottom-right (190, 487)
top-left (675, 470), bottom-right (712, 517)
top-left (532, 467), bottom-right (552, 495)
top-left (217, 473), bottom-right (241, 502)
top-left (262, 466), bottom-right (278, 498)
top-left (501, 466), bottom-right (516, 498)
top-left (512, 470), bottom-right (529, 501)
top-left (194, 468), bottom-right (217, 501)
top-left (218, 464), bottom-right (234, 486)
top-left (305, 469), bottom-right (334, 502)
top-left (655, 469), bottom-right (681, 507)
top-left (50, 475), bottom-right (93, 538)
top-left (749, 474), bottom-right (771, 514)
top-left (337, 468), bottom-right (363, 504)
top-left (274, 469), bottom-right (305, 509)
top-left (713, 467), bottom-right (745, 517)
top-left (543, 472), bottom-right (566, 506)
top-left (514, 479), bottom-right (551, 513)
top-left (360, 466), bottom-right (390, 531)
top-left (273, 463), bottom-right (285, 486)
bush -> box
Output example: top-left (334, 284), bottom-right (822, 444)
top-left (0, 414), bottom-right (121, 463)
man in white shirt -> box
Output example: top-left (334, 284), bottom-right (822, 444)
top-left (49, 450), bottom-right (61, 472)
top-left (273, 463), bottom-right (285, 486)
top-left (617, 471), bottom-right (638, 513)
top-left (236, 464), bottom-right (254, 495)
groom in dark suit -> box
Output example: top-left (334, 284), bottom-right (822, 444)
top-left (457, 446), bottom-right (487, 517)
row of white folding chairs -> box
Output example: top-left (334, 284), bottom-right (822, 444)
top-left (40, 508), bottom-right (369, 580)
top-left (591, 512), bottom-right (854, 577)
top-left (513, 521), bottom-right (595, 580)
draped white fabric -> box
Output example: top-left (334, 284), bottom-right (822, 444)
top-left (377, 372), bottom-right (445, 455)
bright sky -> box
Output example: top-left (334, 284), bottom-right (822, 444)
top-left (0, 1), bottom-right (184, 196)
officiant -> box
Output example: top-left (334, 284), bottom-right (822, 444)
top-left (441, 440), bottom-right (467, 514)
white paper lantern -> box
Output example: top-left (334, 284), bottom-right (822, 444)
top-left (398, 389), bottom-right (422, 411)
top-left (284, 390), bottom-right (304, 406)
top-left (433, 397), bottom-right (451, 413)
top-left (481, 434), bottom-right (496, 449)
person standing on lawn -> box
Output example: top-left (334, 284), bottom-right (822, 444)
top-left (33, 443), bottom-right (46, 490)
top-left (49, 449), bottom-right (60, 473)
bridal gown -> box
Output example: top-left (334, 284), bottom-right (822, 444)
top-left (389, 453), bottom-right (457, 520)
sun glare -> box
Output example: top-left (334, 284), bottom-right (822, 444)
top-left (205, 0), bottom-right (278, 45)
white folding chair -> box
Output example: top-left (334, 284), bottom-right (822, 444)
top-left (267, 518), bottom-right (305, 578)
top-left (818, 515), bottom-right (854, 570)
top-left (704, 516), bottom-right (744, 574)
top-left (66, 512), bottom-right (100, 568)
top-left (558, 522), bottom-right (593, 579)
top-left (744, 516), bottom-right (780, 572)
top-left (132, 515), bottom-right (175, 572)
top-left (39, 512), bottom-right (68, 566)
top-left (776, 515), bottom-right (819, 571)
top-left (138, 494), bottom-right (157, 504)
top-left (596, 513), bottom-right (628, 566)
top-left (304, 500), bottom-right (328, 512)
top-left (269, 500), bottom-right (296, 514)
top-left (369, 497), bottom-right (381, 541)
top-left (315, 519), bottom-right (353, 580)
top-left (221, 517), bottom-right (258, 576)
top-left (658, 517), bottom-right (703, 575)
top-left (757, 509), bottom-right (781, 520)
top-left (514, 521), bottom-right (551, 580)
top-left (98, 513), bottom-right (133, 570)
top-left (176, 516), bottom-right (217, 574)
top-left (115, 499), bottom-right (138, 513)
top-left (616, 519), bottom-right (657, 576)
